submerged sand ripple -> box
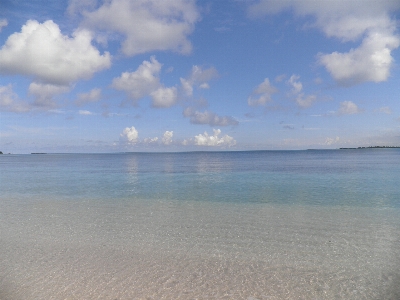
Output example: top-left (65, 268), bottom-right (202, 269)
top-left (1, 198), bottom-right (400, 299)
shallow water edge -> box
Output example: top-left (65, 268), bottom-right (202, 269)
top-left (1, 198), bottom-right (399, 299)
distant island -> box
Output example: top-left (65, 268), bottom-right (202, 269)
top-left (340, 146), bottom-right (400, 149)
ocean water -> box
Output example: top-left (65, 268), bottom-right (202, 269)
top-left (0, 150), bottom-right (399, 299)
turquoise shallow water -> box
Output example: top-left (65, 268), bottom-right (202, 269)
top-left (1, 150), bottom-right (400, 299)
top-left (1, 150), bottom-right (399, 207)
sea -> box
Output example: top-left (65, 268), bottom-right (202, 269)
top-left (0, 149), bottom-right (399, 299)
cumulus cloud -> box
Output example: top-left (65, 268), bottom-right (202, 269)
top-left (275, 74), bottom-right (286, 82)
top-left (112, 56), bottom-right (180, 108)
top-left (199, 83), bottom-right (209, 89)
top-left (248, 0), bottom-right (400, 85)
top-left (143, 137), bottom-right (158, 144)
top-left (180, 78), bottom-right (193, 97)
top-left (0, 19), bottom-right (8, 32)
top-left (0, 84), bottom-right (30, 113)
top-left (325, 136), bottom-right (340, 145)
top-left (0, 85), bottom-right (17, 108)
top-left (318, 31), bottom-right (400, 85)
top-left (0, 20), bottom-right (111, 85)
top-left (119, 130), bottom-right (174, 146)
top-left (0, 19), bottom-right (107, 111)
top-left (1, 83), bottom-right (68, 113)
top-left (75, 88), bottom-right (102, 106)
top-left (120, 126), bottom-right (139, 144)
top-left (287, 75), bottom-right (303, 94)
top-left (194, 129), bottom-right (236, 147)
top-left (81, 0), bottom-right (200, 56)
top-left (248, 0), bottom-right (400, 40)
top-left (151, 87), bottom-right (178, 108)
top-left (247, 78), bottom-right (278, 106)
top-left (162, 131), bottom-right (173, 145)
top-left (67, 0), bottom-right (97, 16)
top-left (112, 56), bottom-right (162, 102)
top-left (183, 108), bottom-right (239, 126)
top-left (338, 101), bottom-right (363, 115)
top-left (28, 82), bottom-right (70, 108)
top-left (295, 94), bottom-right (317, 108)
top-left (180, 65), bottom-right (219, 97)
top-left (287, 75), bottom-right (317, 108)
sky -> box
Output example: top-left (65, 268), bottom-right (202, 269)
top-left (0, 0), bottom-right (400, 153)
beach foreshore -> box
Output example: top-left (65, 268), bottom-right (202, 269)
top-left (1, 198), bottom-right (399, 299)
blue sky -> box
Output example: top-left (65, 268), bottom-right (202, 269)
top-left (1, 0), bottom-right (400, 153)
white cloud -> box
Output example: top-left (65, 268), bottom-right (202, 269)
top-left (143, 137), bottom-right (158, 144)
top-left (162, 131), bottom-right (173, 145)
top-left (248, 0), bottom-right (400, 85)
top-left (180, 65), bottom-right (218, 97)
top-left (199, 83), bottom-right (209, 89)
top-left (194, 129), bottom-right (236, 147)
top-left (0, 19), bottom-right (8, 32)
top-left (1, 83), bottom-right (69, 113)
top-left (180, 78), bottom-right (194, 97)
top-left (112, 56), bottom-right (180, 108)
top-left (319, 31), bottom-right (400, 85)
top-left (120, 126), bottom-right (139, 144)
top-left (287, 75), bottom-right (303, 94)
top-left (314, 77), bottom-right (323, 84)
top-left (275, 74), bottom-right (286, 82)
top-left (81, 0), bottom-right (200, 56)
top-left (112, 56), bottom-right (161, 103)
top-left (78, 110), bottom-right (94, 115)
top-left (320, 14), bottom-right (396, 42)
top-left (0, 85), bottom-right (16, 107)
top-left (67, 0), bottom-right (97, 16)
top-left (377, 106), bottom-right (392, 114)
top-left (248, 0), bottom-right (400, 39)
top-left (183, 108), bottom-right (239, 126)
top-left (151, 86), bottom-right (178, 108)
top-left (28, 82), bottom-right (70, 108)
top-left (0, 20), bottom-right (111, 85)
top-left (75, 88), bottom-right (102, 106)
top-left (295, 94), bottom-right (317, 108)
top-left (286, 75), bottom-right (317, 108)
top-left (48, 109), bottom-right (66, 114)
top-left (248, 78), bottom-right (278, 106)
top-left (338, 101), bottom-right (363, 115)
top-left (325, 136), bottom-right (340, 145)
top-left (189, 65), bottom-right (219, 84)
top-left (0, 84), bottom-right (30, 113)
